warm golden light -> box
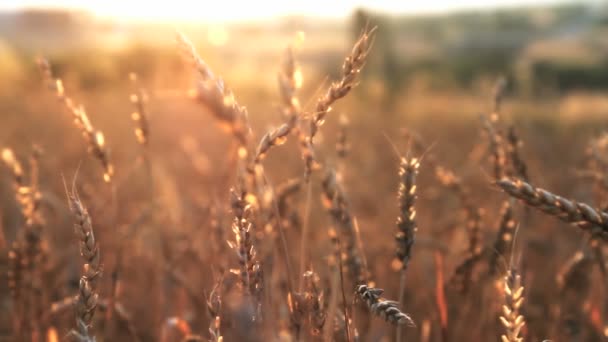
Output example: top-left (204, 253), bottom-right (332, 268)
top-left (207, 26), bottom-right (229, 46)
top-left (1, 0), bottom-right (568, 22)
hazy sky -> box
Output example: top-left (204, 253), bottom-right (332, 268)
top-left (0, 0), bottom-right (588, 21)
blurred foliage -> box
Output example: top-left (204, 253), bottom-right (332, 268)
top-left (0, 3), bottom-right (607, 98)
top-left (350, 3), bottom-right (608, 100)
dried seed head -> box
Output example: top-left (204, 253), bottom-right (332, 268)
top-left (498, 178), bottom-right (608, 240)
top-left (309, 28), bottom-right (375, 144)
top-left (177, 32), bottom-right (250, 147)
top-left (356, 285), bottom-right (414, 326)
top-left (67, 190), bottom-right (101, 338)
top-left (500, 269), bottom-right (525, 342)
top-left (38, 59), bottom-right (114, 182)
top-left (395, 157), bottom-right (420, 270)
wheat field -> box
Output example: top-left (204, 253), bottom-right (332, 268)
top-left (1, 5), bottom-right (608, 342)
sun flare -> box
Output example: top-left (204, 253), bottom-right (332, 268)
top-left (1, 0), bottom-right (571, 22)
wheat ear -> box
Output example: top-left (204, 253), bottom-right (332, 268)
top-left (177, 33), bottom-right (250, 150)
top-left (395, 156), bottom-right (420, 342)
top-left (499, 269), bottom-right (525, 342)
top-left (309, 28), bottom-right (375, 144)
top-left (497, 178), bottom-right (608, 240)
top-left (67, 189), bottom-right (101, 341)
top-left (356, 285), bottom-right (414, 326)
top-left (37, 59), bottom-right (114, 182)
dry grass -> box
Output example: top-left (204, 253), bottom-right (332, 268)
top-left (1, 21), bottom-right (608, 342)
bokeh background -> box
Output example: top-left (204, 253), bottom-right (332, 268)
top-left (1, 1), bottom-right (608, 341)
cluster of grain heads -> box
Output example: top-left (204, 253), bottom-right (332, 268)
top-left (499, 270), bottom-right (525, 342)
top-left (67, 188), bottom-right (101, 341)
top-left (497, 178), bottom-right (608, 240)
top-left (37, 58), bottom-right (114, 183)
top-left (2, 147), bottom-right (46, 339)
top-left (1, 148), bottom-right (42, 224)
top-left (5, 20), bottom-right (605, 342)
top-left (177, 33), bottom-right (250, 150)
top-left (356, 285), bottom-right (414, 326)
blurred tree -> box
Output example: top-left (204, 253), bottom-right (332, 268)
top-left (351, 8), bottom-right (405, 108)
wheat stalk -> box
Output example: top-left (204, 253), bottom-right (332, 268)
top-left (228, 189), bottom-right (263, 319)
top-left (177, 33), bottom-right (250, 150)
top-left (497, 178), bottom-right (608, 240)
top-left (301, 28), bottom-right (375, 180)
top-left (309, 28), bottom-right (375, 144)
top-left (356, 285), bottom-right (414, 326)
top-left (395, 156), bottom-right (420, 271)
top-left (499, 270), bottom-right (525, 342)
top-left (37, 59), bottom-right (114, 182)
top-left (253, 124), bottom-right (291, 164)
top-left (395, 156), bottom-right (420, 342)
top-left (67, 188), bottom-right (101, 341)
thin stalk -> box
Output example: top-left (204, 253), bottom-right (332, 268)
top-left (298, 180), bottom-right (312, 291)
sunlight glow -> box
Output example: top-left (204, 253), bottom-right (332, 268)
top-left (207, 26), bottom-right (229, 46)
top-left (0, 0), bottom-right (577, 22)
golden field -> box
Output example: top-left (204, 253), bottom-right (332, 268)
top-left (0, 4), bottom-right (608, 341)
